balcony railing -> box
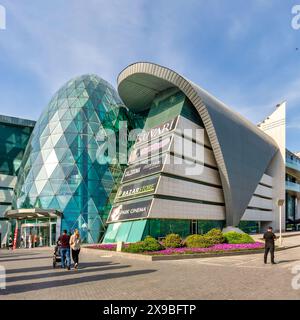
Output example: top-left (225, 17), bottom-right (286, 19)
top-left (286, 180), bottom-right (300, 193)
top-left (286, 158), bottom-right (300, 173)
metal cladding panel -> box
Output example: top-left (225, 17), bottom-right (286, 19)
top-left (254, 184), bottom-right (273, 199)
top-left (242, 209), bottom-right (273, 222)
top-left (117, 62), bottom-right (279, 226)
top-left (191, 84), bottom-right (278, 225)
top-left (149, 198), bottom-right (225, 220)
top-left (248, 196), bottom-right (273, 210)
top-left (163, 154), bottom-right (221, 186)
top-left (156, 175), bottom-right (224, 203)
top-left (260, 173), bottom-right (273, 187)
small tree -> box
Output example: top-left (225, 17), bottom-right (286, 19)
top-left (164, 234), bottom-right (182, 248)
top-left (205, 228), bottom-right (225, 244)
top-left (185, 235), bottom-right (213, 248)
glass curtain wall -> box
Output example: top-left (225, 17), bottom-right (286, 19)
top-left (13, 75), bottom-right (142, 243)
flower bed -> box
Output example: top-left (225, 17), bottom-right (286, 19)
top-left (88, 243), bottom-right (118, 251)
top-left (87, 242), bottom-right (264, 255)
top-left (146, 242), bottom-right (264, 255)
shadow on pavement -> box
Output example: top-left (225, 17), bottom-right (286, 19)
top-left (6, 264), bottom-right (130, 283)
top-left (276, 259), bottom-right (300, 264)
top-left (0, 253), bottom-right (40, 259)
top-left (0, 256), bottom-right (52, 263)
top-left (1, 269), bottom-right (157, 295)
top-left (6, 261), bottom-right (116, 275)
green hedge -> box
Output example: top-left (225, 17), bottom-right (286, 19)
top-left (164, 233), bottom-right (182, 248)
top-left (223, 231), bottom-right (255, 244)
top-left (123, 230), bottom-right (255, 253)
top-left (184, 228), bottom-right (225, 248)
top-left (123, 236), bottom-right (164, 253)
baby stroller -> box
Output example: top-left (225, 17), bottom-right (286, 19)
top-left (52, 240), bottom-right (63, 268)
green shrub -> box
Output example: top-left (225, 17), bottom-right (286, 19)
top-left (143, 236), bottom-right (164, 251)
top-left (223, 231), bottom-right (255, 244)
top-left (164, 233), bottom-right (182, 248)
top-left (123, 242), bottom-right (145, 253)
top-left (205, 228), bottom-right (225, 244)
top-left (123, 236), bottom-right (164, 253)
top-left (185, 234), bottom-right (213, 248)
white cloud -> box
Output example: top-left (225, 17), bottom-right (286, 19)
top-left (1, 1), bottom-right (148, 92)
top-left (1, 0), bottom-right (200, 95)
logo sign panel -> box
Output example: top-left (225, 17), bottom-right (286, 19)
top-left (116, 176), bottom-right (159, 202)
top-left (129, 136), bottom-right (172, 164)
top-left (135, 116), bottom-right (178, 146)
top-left (122, 161), bottom-right (164, 183)
top-left (107, 199), bottom-right (152, 223)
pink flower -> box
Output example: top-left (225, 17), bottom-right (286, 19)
top-left (147, 242), bottom-right (264, 255)
top-left (87, 241), bottom-right (265, 256)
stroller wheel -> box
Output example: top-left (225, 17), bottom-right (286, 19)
top-left (53, 256), bottom-right (57, 268)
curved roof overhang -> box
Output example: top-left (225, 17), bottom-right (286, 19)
top-left (117, 62), bottom-right (279, 226)
top-left (5, 208), bottom-right (62, 220)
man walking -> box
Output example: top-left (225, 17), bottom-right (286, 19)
top-left (263, 226), bottom-right (277, 264)
top-left (58, 230), bottom-right (71, 270)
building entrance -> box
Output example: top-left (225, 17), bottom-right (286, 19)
top-left (5, 208), bottom-right (62, 247)
top-left (21, 222), bottom-right (55, 247)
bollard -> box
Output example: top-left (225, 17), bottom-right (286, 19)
top-left (116, 241), bottom-right (124, 252)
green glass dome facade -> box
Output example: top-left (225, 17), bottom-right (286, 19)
top-left (13, 74), bottom-right (137, 243)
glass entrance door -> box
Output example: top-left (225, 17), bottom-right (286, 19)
top-left (38, 225), bottom-right (50, 247)
top-left (50, 223), bottom-right (57, 246)
top-left (190, 220), bottom-right (198, 234)
top-left (21, 223), bottom-right (50, 247)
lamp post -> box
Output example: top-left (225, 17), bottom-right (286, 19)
top-left (277, 199), bottom-right (285, 247)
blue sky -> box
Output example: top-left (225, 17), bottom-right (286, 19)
top-left (0, 0), bottom-right (300, 150)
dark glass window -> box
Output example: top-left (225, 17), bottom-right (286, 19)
top-left (0, 123), bottom-right (33, 176)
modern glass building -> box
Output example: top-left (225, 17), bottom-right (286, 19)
top-left (0, 62), bottom-right (294, 246)
top-left (9, 75), bottom-right (141, 244)
top-left (0, 115), bottom-right (35, 247)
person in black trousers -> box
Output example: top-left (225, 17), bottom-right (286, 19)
top-left (70, 229), bottom-right (81, 269)
top-left (263, 226), bottom-right (277, 264)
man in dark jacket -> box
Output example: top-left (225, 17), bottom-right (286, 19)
top-left (263, 226), bottom-right (277, 264)
top-left (58, 230), bottom-right (71, 270)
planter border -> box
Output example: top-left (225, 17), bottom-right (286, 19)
top-left (82, 245), bottom-right (291, 261)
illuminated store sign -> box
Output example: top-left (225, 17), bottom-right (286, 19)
top-left (107, 199), bottom-right (152, 222)
top-left (116, 176), bottom-right (159, 202)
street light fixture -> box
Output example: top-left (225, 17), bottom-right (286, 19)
top-left (277, 199), bottom-right (285, 247)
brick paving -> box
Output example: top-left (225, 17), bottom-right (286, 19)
top-left (1, 243), bottom-right (300, 300)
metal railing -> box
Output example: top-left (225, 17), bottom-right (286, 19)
top-left (286, 181), bottom-right (300, 193)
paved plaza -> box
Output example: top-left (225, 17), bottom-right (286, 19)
top-left (1, 240), bottom-right (300, 300)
